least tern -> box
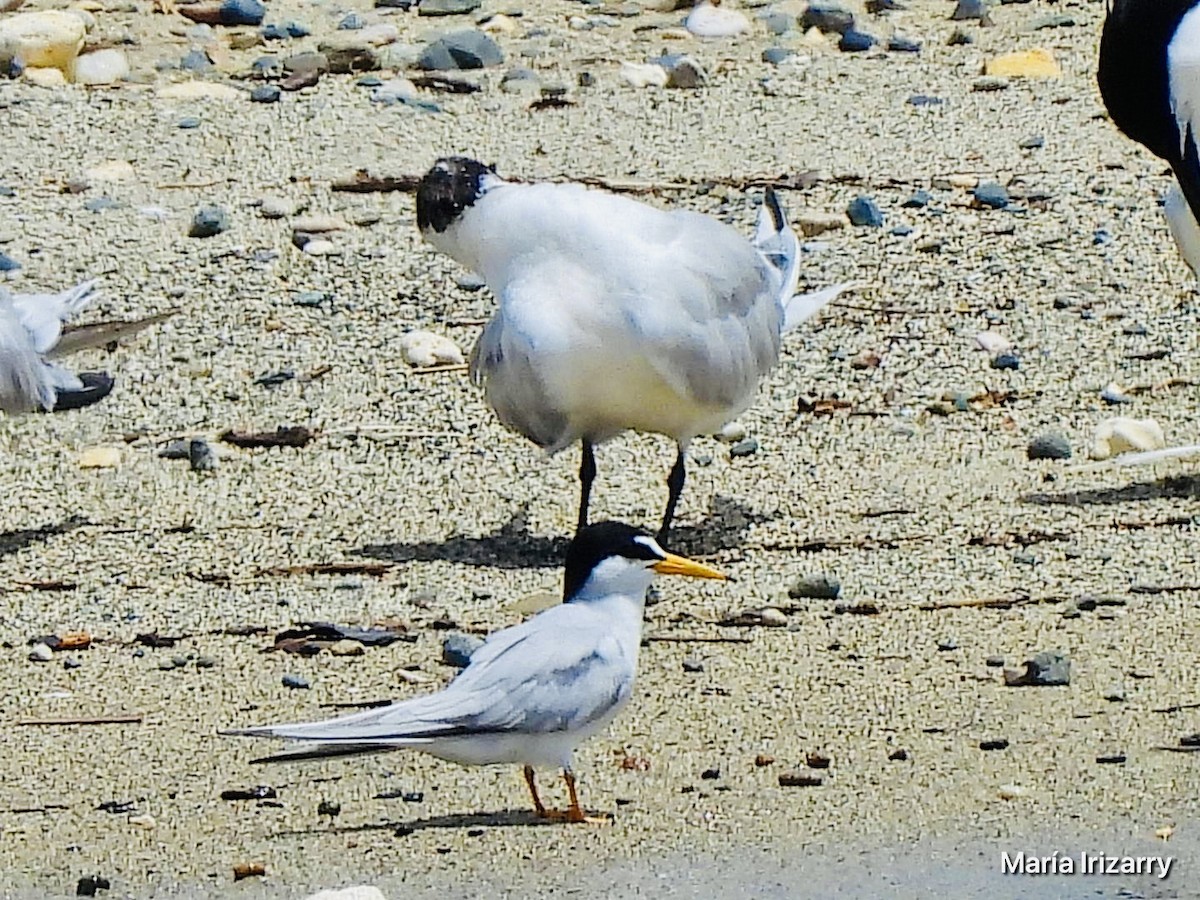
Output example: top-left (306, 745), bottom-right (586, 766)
top-left (1099, 0), bottom-right (1200, 277)
top-left (416, 157), bottom-right (847, 543)
top-left (0, 279), bottom-right (113, 414)
top-left (224, 521), bottom-right (726, 823)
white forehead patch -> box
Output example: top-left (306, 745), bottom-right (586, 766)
top-left (633, 535), bottom-right (665, 558)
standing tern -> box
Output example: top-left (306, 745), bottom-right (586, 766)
top-left (0, 279), bottom-right (114, 414)
top-left (1098, 0), bottom-right (1200, 277)
top-left (224, 521), bottom-right (726, 823)
top-left (416, 157), bottom-right (848, 543)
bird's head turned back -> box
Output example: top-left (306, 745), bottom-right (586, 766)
top-left (416, 157), bottom-right (500, 236)
top-left (563, 521), bottom-right (726, 603)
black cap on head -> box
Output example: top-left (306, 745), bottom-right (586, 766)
top-left (416, 157), bottom-right (497, 235)
top-left (563, 521), bottom-right (664, 602)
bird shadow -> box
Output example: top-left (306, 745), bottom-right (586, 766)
top-left (273, 808), bottom-right (558, 838)
top-left (1023, 475), bottom-right (1200, 507)
top-left (352, 496), bottom-right (771, 570)
top-left (0, 516), bottom-right (90, 561)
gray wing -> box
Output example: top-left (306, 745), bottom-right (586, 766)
top-left (227, 604), bottom-right (634, 745)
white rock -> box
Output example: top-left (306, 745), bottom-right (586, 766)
top-left (372, 77), bottom-right (416, 103)
top-left (71, 48), bottom-right (128, 85)
top-left (292, 215), bottom-right (351, 233)
top-left (302, 239), bottom-right (339, 256)
top-left (619, 61), bottom-right (667, 88)
top-left (29, 642), bottom-right (53, 662)
top-left (997, 784), bottom-right (1025, 800)
top-left (399, 330), bottom-right (465, 368)
top-left (974, 331), bottom-right (1012, 354)
top-left (304, 888), bottom-right (387, 900)
top-left (685, 0), bottom-right (750, 38)
top-left (0, 10), bottom-right (86, 71)
top-left (128, 813), bottom-right (156, 829)
top-left (79, 446), bottom-right (121, 468)
top-left (1091, 417), bottom-right (1166, 461)
top-left (481, 13), bottom-right (517, 33)
top-left (157, 81), bottom-right (241, 101)
top-left (23, 65), bottom-right (66, 86)
top-left (328, 639), bottom-right (365, 657)
top-left (259, 197), bottom-right (294, 219)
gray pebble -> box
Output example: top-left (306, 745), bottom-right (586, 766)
top-left (419, 0), bottom-right (482, 15)
top-left (442, 632), bottom-right (484, 668)
top-left (762, 47), bottom-right (796, 65)
top-left (0, 252), bottom-right (21, 272)
top-left (178, 116), bottom-right (202, 129)
top-left (189, 205), bottom-right (230, 238)
top-left (455, 273), bottom-right (487, 291)
top-left (418, 29), bottom-right (503, 70)
top-left (887, 34), bottom-right (920, 52)
top-left (946, 28), bottom-right (973, 44)
top-left (729, 438), bottom-right (758, 458)
top-left (838, 29), bottom-right (875, 51)
top-left (846, 195), bottom-right (884, 227)
top-left (788, 573), bottom-right (841, 600)
top-left (973, 181), bottom-right (1009, 209)
top-left (250, 84), bottom-right (282, 103)
top-left (1027, 432), bottom-right (1071, 460)
top-left (950, 0), bottom-right (988, 20)
top-left (990, 351), bottom-right (1019, 370)
top-left (282, 673), bottom-right (311, 689)
top-left (800, 3), bottom-right (854, 33)
top-left (682, 657), bottom-right (705, 673)
top-left (759, 11), bottom-right (793, 34)
top-left (902, 189), bottom-right (931, 208)
top-left (1018, 134), bottom-right (1044, 149)
top-left (84, 197), bottom-right (121, 213)
top-left (338, 12), bottom-right (365, 29)
top-left (180, 48), bottom-right (213, 73)
top-left (1004, 650), bottom-right (1070, 687)
top-left (985, 655), bottom-right (1005, 667)
top-left (188, 438), bottom-right (219, 472)
top-left (937, 638), bottom-right (958, 651)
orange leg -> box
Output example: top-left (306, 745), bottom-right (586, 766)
top-left (562, 770), bottom-right (611, 825)
top-left (524, 765), bottom-right (548, 818)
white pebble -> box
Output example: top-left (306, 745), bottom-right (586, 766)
top-left (304, 888), bottom-right (387, 900)
top-left (399, 330), bottom-right (465, 368)
top-left (128, 813), bottom-right (156, 829)
top-left (28, 643), bottom-right (53, 662)
top-left (302, 239), bottom-right (339, 256)
top-left (71, 48), bottom-right (128, 85)
top-left (716, 421), bottom-right (747, 443)
top-left (997, 784), bottom-right (1025, 800)
top-left (685, 0), bottom-right (750, 38)
top-left (1091, 417), bottom-right (1166, 460)
top-left (974, 331), bottom-right (1012, 354)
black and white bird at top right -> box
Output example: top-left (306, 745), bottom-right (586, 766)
top-left (1099, 0), bottom-right (1200, 278)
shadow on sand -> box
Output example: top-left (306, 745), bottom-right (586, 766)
top-left (353, 496), bottom-right (772, 570)
top-left (0, 516), bottom-right (91, 561)
top-left (1023, 474), bottom-right (1200, 507)
top-left (273, 808), bottom-right (563, 838)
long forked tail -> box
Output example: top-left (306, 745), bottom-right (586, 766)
top-left (753, 189), bottom-right (856, 332)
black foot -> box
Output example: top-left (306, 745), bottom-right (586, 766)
top-left (48, 372), bottom-right (115, 412)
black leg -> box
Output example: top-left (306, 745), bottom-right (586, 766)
top-left (578, 440), bottom-right (596, 532)
top-left (659, 445), bottom-right (686, 545)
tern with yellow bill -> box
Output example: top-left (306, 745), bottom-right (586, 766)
top-left (224, 521), bottom-right (726, 823)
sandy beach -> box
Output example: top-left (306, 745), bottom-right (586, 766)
top-left (3, 0), bottom-right (1200, 894)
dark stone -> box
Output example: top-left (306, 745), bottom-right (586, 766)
top-left (990, 352), bottom-right (1020, 370)
top-left (762, 46), bottom-right (796, 65)
top-left (218, 0), bottom-right (266, 26)
top-left (800, 3), bottom-right (854, 33)
top-left (846, 195), bottom-right (884, 227)
top-left (442, 632), bottom-right (483, 668)
top-left (0, 252), bottom-right (21, 272)
top-left (788, 574), bottom-right (841, 600)
top-left (1004, 650), bottom-right (1070, 687)
top-left (188, 205), bottom-right (229, 238)
top-left (887, 34), bottom-right (920, 52)
top-left (1027, 432), bottom-right (1071, 461)
top-left (281, 673), bottom-right (310, 689)
top-left (729, 438), bottom-right (758, 457)
top-left (418, 29), bottom-right (504, 70)
top-left (419, 0), bottom-right (482, 15)
top-left (979, 738), bottom-right (1009, 751)
top-left (838, 29), bottom-right (875, 51)
top-left (250, 84), bottom-right (281, 102)
top-left (973, 181), bottom-right (1009, 209)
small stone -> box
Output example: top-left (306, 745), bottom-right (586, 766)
top-left (75, 875), bottom-right (111, 896)
top-left (979, 738), bottom-right (1009, 751)
top-left (837, 29), bottom-right (875, 51)
top-left (1003, 650), bottom-right (1070, 687)
top-left (0, 252), bottom-right (21, 272)
top-left (282, 673), bottom-right (310, 689)
top-left (972, 181), bottom-right (1009, 209)
top-left (729, 438), bottom-right (758, 458)
top-left (1096, 753), bottom-right (1126, 765)
top-left (682, 657), bottom-right (704, 672)
top-left (1027, 432), bottom-right (1071, 461)
top-left (71, 48), bottom-right (128, 84)
top-left (901, 190), bottom-right (930, 208)
top-left (29, 642), bottom-right (53, 662)
top-left (1018, 134), bottom-right (1044, 149)
top-left (259, 197), bottom-right (293, 218)
top-left (303, 889), bottom-right (388, 900)
top-left (24, 66), bottom-right (68, 86)
top-left (888, 748), bottom-right (908, 761)
top-left (196, 656), bottom-right (217, 668)
top-left (997, 784), bottom-right (1024, 800)
top-left (800, 3), bottom-right (854, 33)
top-left (946, 28), bottom-right (972, 45)
top-left (250, 84), bottom-right (280, 102)
top-left (759, 11), bottom-right (793, 35)
top-left (188, 438), bottom-right (218, 472)
top-left (985, 655), bottom-right (1005, 667)
top-left (180, 0), bottom-right (266, 26)
top-left (180, 48), bottom-right (213, 72)
top-left (659, 54), bottom-right (706, 89)
top-left (399, 330), bottom-right (465, 367)
top-left (1100, 383), bottom-right (1134, 405)
top-left (455, 273), bottom-right (486, 291)
top-left (499, 66), bottom-right (540, 94)
top-left (972, 76), bottom-right (1008, 92)
top-left (418, 29), bottom-right (503, 70)
top-left (789, 573), bottom-right (841, 600)
top-left (950, 0), bottom-right (988, 21)
top-left (887, 34), bottom-right (919, 52)
top-left (129, 813), bottom-right (156, 829)
top-left (762, 46), bottom-right (795, 65)
top-left (990, 351), bottom-right (1019, 370)
top-left (302, 239), bottom-right (338, 256)
top-left (442, 632), bottom-right (483, 668)
top-left (318, 37), bottom-right (379, 73)
top-left (329, 639), bottom-right (366, 657)
top-left (937, 638), bottom-right (958, 651)
top-left (420, 0), bottom-right (482, 13)
top-left (716, 421), bottom-right (747, 443)
top-left (189, 205), bottom-right (229, 238)
top-left (685, 0), bottom-right (750, 37)
top-left (795, 210), bottom-right (845, 236)
top-left (778, 771), bottom-right (823, 787)
top-left (178, 116), bottom-right (202, 128)
top-left (620, 61), bottom-right (668, 88)
top-left (0, 10), bottom-right (85, 72)
top-left (846, 195), bottom-right (884, 227)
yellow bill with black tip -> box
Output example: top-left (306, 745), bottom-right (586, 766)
top-left (653, 553), bottom-right (726, 580)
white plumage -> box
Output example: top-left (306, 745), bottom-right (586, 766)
top-left (0, 279), bottom-right (100, 414)
top-left (416, 158), bottom-right (848, 540)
